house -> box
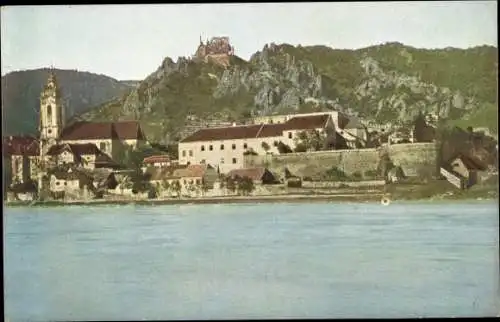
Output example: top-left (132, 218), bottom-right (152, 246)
top-left (48, 168), bottom-right (82, 193)
top-left (143, 155), bottom-right (172, 168)
top-left (148, 164), bottom-right (218, 196)
top-left (3, 136), bottom-right (40, 185)
top-left (447, 153), bottom-right (488, 188)
top-left (226, 167), bottom-right (277, 185)
top-left (337, 117), bottom-right (367, 148)
top-left (46, 143), bottom-right (121, 170)
top-left (178, 113), bottom-right (340, 173)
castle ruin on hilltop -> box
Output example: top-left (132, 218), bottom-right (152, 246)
top-left (193, 36), bottom-right (235, 67)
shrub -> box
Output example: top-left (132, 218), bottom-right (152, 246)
top-left (351, 171), bottom-right (363, 179)
top-left (364, 169), bottom-right (379, 178)
top-left (324, 166), bottom-right (347, 181)
top-left (277, 141), bottom-right (293, 154)
top-left (243, 150), bottom-right (258, 156)
top-left (287, 178), bottom-right (302, 188)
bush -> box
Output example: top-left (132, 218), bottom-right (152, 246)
top-left (243, 149), bottom-right (258, 156)
top-left (324, 166), bottom-right (347, 181)
top-left (364, 169), bottom-right (379, 178)
top-left (287, 178), bottom-right (302, 188)
top-left (294, 143), bottom-right (307, 153)
top-left (351, 171), bottom-right (363, 179)
top-left (277, 141), bottom-right (293, 154)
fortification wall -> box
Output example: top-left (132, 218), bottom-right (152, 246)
top-left (244, 143), bottom-right (437, 178)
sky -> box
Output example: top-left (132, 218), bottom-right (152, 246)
top-left (1, 2), bottom-right (497, 80)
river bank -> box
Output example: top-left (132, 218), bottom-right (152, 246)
top-left (4, 179), bottom-right (498, 208)
top-left (4, 190), bottom-right (497, 208)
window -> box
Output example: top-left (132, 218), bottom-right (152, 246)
top-left (232, 143), bottom-right (236, 150)
top-left (48, 129), bottom-right (52, 134)
top-left (243, 143), bottom-right (248, 149)
top-left (47, 105), bottom-right (52, 121)
top-left (64, 182), bottom-right (67, 186)
top-left (196, 179), bottom-right (201, 185)
top-left (201, 145), bottom-right (205, 151)
top-left (209, 145), bottom-right (213, 151)
top-left (220, 144), bottom-right (224, 150)
top-left (288, 132), bottom-right (293, 139)
top-left (183, 180), bottom-right (186, 184)
top-left (182, 150), bottom-right (186, 157)
top-left (200, 159), bottom-right (206, 164)
top-left (56, 181), bottom-right (60, 186)
top-left (232, 158), bottom-right (237, 164)
top-left (221, 158), bottom-right (225, 164)
top-left (189, 150), bottom-right (193, 157)
top-left (273, 141), bottom-right (278, 147)
top-left (100, 142), bottom-right (106, 151)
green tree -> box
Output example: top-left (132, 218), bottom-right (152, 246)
top-left (277, 141), bottom-right (293, 154)
top-left (261, 141), bottom-right (271, 152)
top-left (237, 176), bottom-right (255, 196)
top-left (171, 180), bottom-right (182, 197)
top-left (161, 179), bottom-right (171, 194)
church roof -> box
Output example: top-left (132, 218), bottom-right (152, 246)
top-left (60, 121), bottom-right (144, 141)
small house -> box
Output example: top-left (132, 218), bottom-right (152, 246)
top-left (143, 155), bottom-right (172, 168)
top-left (49, 168), bottom-right (81, 192)
top-left (447, 153), bottom-right (488, 188)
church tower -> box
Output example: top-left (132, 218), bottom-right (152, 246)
top-left (39, 70), bottom-right (64, 150)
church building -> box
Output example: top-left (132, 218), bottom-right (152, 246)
top-left (4, 71), bottom-right (147, 188)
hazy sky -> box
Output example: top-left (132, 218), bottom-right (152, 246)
top-left (1, 2), bottom-right (497, 80)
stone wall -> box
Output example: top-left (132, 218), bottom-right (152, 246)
top-left (244, 143), bottom-right (437, 179)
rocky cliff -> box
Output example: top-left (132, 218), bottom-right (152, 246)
top-left (76, 42), bottom-right (498, 143)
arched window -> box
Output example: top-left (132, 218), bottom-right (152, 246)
top-left (46, 105), bottom-right (52, 123)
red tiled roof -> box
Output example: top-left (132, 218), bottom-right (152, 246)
top-left (180, 114), bottom-right (333, 143)
top-left (174, 164), bottom-right (214, 178)
top-left (60, 122), bottom-right (117, 140)
top-left (451, 153), bottom-right (488, 171)
top-left (143, 155), bottom-right (170, 164)
top-left (283, 114), bottom-right (330, 131)
top-left (180, 124), bottom-right (264, 142)
top-left (227, 167), bottom-right (267, 181)
top-left (257, 123), bottom-right (286, 138)
top-left (60, 121), bottom-right (144, 141)
top-left (3, 136), bottom-right (39, 156)
top-left (148, 164), bottom-right (188, 181)
top-left (113, 121), bottom-right (145, 140)
top-left (47, 143), bottom-right (101, 156)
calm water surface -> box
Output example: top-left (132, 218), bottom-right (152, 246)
top-left (4, 201), bottom-right (500, 320)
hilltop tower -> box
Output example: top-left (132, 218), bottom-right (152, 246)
top-left (39, 70), bottom-right (64, 152)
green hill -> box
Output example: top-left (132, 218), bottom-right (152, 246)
top-left (1, 68), bottom-right (134, 136)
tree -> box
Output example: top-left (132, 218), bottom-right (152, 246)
top-left (237, 176), bottom-right (255, 195)
top-left (277, 141), bottom-right (293, 154)
top-left (226, 176), bottom-right (237, 193)
top-left (171, 180), bottom-right (182, 197)
top-left (261, 141), bottom-right (271, 152)
top-left (294, 130), bottom-right (324, 152)
top-left (161, 179), bottom-right (171, 193)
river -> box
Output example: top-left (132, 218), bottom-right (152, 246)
top-left (4, 201), bottom-right (499, 320)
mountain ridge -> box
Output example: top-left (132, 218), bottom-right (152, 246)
top-left (1, 68), bottom-right (134, 136)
